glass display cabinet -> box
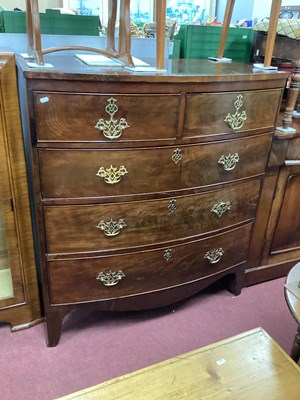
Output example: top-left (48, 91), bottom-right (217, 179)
top-left (0, 53), bottom-right (42, 330)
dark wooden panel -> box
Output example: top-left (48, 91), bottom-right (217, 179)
top-left (48, 223), bottom-right (252, 305)
top-left (44, 179), bottom-right (260, 255)
top-left (183, 89), bottom-right (282, 138)
top-left (271, 172), bottom-right (300, 253)
top-left (34, 93), bottom-right (180, 142)
top-left (247, 171), bottom-right (279, 268)
top-left (245, 259), bottom-right (296, 287)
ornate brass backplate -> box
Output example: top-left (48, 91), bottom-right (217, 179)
top-left (218, 153), bottom-right (239, 171)
top-left (224, 95), bottom-right (247, 130)
top-left (97, 218), bottom-right (127, 236)
top-left (95, 97), bottom-right (129, 139)
top-left (96, 270), bottom-right (125, 286)
top-left (96, 165), bottom-right (128, 184)
top-left (204, 248), bottom-right (224, 264)
top-left (211, 201), bottom-right (231, 218)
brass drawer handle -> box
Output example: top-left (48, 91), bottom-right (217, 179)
top-left (95, 97), bottom-right (129, 139)
top-left (97, 270), bottom-right (125, 286)
top-left (168, 199), bottom-right (177, 213)
top-left (172, 148), bottom-right (182, 165)
top-left (204, 248), bottom-right (224, 264)
top-left (163, 249), bottom-right (172, 261)
top-left (211, 201), bottom-right (231, 218)
top-left (218, 153), bottom-right (239, 171)
top-left (96, 165), bottom-right (128, 184)
top-left (97, 219), bottom-right (127, 237)
top-left (224, 95), bottom-right (247, 130)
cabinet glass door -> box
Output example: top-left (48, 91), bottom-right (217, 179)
top-left (0, 104), bottom-right (25, 309)
top-left (0, 200), bottom-right (14, 300)
top-left (0, 193), bottom-right (25, 308)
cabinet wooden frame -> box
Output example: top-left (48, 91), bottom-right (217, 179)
top-left (245, 135), bottom-right (300, 286)
top-left (265, 164), bottom-right (300, 259)
top-left (0, 53), bottom-right (42, 330)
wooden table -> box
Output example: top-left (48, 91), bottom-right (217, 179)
top-left (285, 262), bottom-right (300, 362)
top-left (57, 328), bottom-right (300, 400)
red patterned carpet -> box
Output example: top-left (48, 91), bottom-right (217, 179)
top-left (0, 277), bottom-right (297, 400)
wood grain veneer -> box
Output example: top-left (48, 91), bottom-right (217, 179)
top-left (57, 328), bottom-right (300, 400)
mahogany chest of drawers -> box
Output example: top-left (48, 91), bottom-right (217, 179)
top-left (17, 56), bottom-right (288, 346)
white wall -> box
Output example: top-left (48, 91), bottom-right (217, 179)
top-left (217, 0), bottom-right (300, 23)
top-left (217, 0), bottom-right (255, 23)
top-left (252, 0), bottom-right (300, 20)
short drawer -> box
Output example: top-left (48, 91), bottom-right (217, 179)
top-left (48, 223), bottom-right (252, 305)
top-left (39, 134), bottom-right (271, 199)
top-left (34, 92), bottom-right (179, 142)
top-left (44, 179), bottom-right (261, 255)
top-left (180, 132), bottom-right (272, 188)
top-left (183, 89), bottom-right (282, 138)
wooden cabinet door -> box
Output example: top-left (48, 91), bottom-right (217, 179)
top-left (257, 164), bottom-right (300, 272)
top-left (270, 165), bottom-right (300, 255)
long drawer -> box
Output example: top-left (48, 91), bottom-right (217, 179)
top-left (48, 223), bottom-right (252, 305)
top-left (44, 179), bottom-right (260, 255)
top-left (183, 89), bottom-right (282, 138)
top-left (39, 133), bottom-right (272, 199)
top-left (34, 93), bottom-right (180, 142)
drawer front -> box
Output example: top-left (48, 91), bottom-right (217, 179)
top-left (39, 147), bottom-right (181, 199)
top-left (48, 223), bottom-right (252, 304)
top-left (39, 134), bottom-right (271, 199)
top-left (180, 133), bottom-right (272, 188)
top-left (183, 89), bottom-right (282, 138)
top-left (44, 179), bottom-right (261, 255)
top-left (34, 93), bottom-right (179, 142)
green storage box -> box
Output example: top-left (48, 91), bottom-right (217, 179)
top-left (0, 9), bottom-right (99, 35)
top-left (174, 25), bottom-right (255, 63)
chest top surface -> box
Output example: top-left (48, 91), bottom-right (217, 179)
top-left (17, 55), bottom-right (289, 85)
